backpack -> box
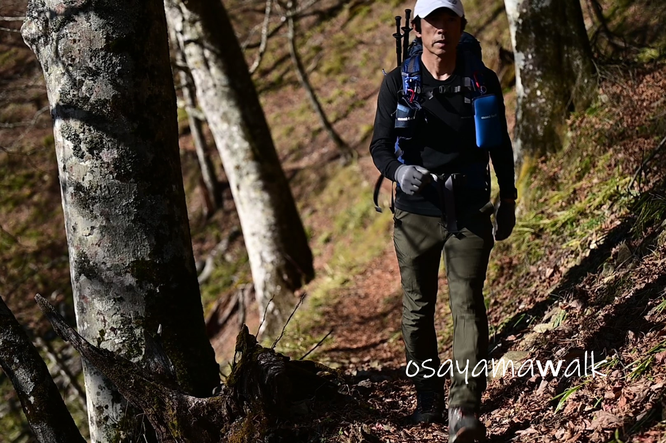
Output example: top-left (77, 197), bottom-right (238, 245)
top-left (397, 33), bottom-right (500, 144)
top-left (372, 32), bottom-right (503, 213)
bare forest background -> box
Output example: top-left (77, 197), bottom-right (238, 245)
top-left (1, 0), bottom-right (666, 441)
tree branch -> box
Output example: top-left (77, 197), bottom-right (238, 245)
top-left (248, 0), bottom-right (273, 75)
top-left (285, 0), bottom-right (353, 162)
top-left (587, 0), bottom-right (622, 49)
top-left (271, 291), bottom-right (306, 349)
top-left (1, 106), bottom-right (50, 152)
top-left (33, 336), bottom-right (87, 412)
top-left (628, 135), bottom-right (666, 192)
top-left (0, 295), bottom-right (85, 443)
top-left (299, 329), bottom-right (333, 360)
top-left (197, 227), bottom-right (241, 284)
top-left (240, 0), bottom-right (319, 50)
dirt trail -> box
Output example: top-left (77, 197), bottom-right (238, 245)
top-left (208, 66), bottom-right (666, 443)
top-left (281, 202), bottom-right (666, 442)
top-left (260, 65), bottom-right (666, 441)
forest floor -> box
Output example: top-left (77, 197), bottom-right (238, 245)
top-left (1, 0), bottom-right (666, 442)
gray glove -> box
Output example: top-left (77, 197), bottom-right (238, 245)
top-left (394, 165), bottom-right (431, 195)
top-left (494, 200), bottom-right (516, 241)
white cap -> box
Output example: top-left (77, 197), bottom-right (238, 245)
top-left (413, 0), bottom-right (465, 18)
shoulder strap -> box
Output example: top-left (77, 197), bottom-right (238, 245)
top-left (459, 33), bottom-right (489, 94)
top-left (459, 32), bottom-right (482, 59)
top-left (401, 55), bottom-right (422, 103)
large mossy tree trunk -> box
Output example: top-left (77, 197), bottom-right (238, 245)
top-left (164, 0), bottom-right (315, 337)
top-left (504, 0), bottom-right (597, 168)
top-left (21, 1), bottom-right (220, 441)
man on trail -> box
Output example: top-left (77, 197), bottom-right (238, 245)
top-left (369, 0), bottom-right (517, 440)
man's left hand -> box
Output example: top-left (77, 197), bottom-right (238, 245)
top-left (494, 200), bottom-right (516, 241)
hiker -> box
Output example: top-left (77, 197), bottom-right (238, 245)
top-left (369, 0), bottom-right (517, 439)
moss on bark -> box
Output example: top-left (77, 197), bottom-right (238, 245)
top-left (507, 0), bottom-right (597, 161)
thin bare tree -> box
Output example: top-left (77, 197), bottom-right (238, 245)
top-left (170, 27), bottom-right (223, 216)
top-left (286, 0), bottom-right (354, 162)
top-left (164, 0), bottom-right (315, 338)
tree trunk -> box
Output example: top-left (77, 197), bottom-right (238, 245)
top-left (164, 0), bottom-right (315, 337)
top-left (0, 296), bottom-right (86, 443)
top-left (504, 0), bottom-right (597, 166)
top-left (171, 32), bottom-right (222, 215)
top-left (22, 1), bottom-right (220, 441)
top-left (34, 336), bottom-right (87, 412)
top-left (286, 0), bottom-right (354, 162)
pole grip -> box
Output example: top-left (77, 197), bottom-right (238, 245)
top-left (393, 16), bottom-right (402, 67)
top-left (402, 9), bottom-right (412, 63)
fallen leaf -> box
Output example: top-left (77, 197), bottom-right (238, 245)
top-left (564, 399), bottom-right (581, 414)
top-left (604, 392), bottom-right (614, 400)
top-left (536, 378), bottom-right (550, 395)
top-left (569, 299), bottom-right (584, 311)
top-left (655, 350), bottom-right (666, 364)
top-left (515, 427), bottom-right (539, 435)
top-left (592, 411), bottom-right (623, 429)
top-left (567, 432), bottom-right (582, 442)
top-left (650, 382), bottom-right (664, 391)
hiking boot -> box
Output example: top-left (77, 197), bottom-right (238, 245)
top-left (448, 407), bottom-right (486, 442)
top-left (410, 390), bottom-right (445, 424)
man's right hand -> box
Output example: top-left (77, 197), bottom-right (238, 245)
top-left (394, 165), bottom-right (431, 195)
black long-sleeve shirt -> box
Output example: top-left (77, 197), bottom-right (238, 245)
top-left (370, 53), bottom-right (516, 217)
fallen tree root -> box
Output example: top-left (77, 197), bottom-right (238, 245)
top-left (35, 294), bottom-right (340, 442)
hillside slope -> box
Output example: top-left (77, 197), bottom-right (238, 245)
top-left (0, 0), bottom-right (665, 442)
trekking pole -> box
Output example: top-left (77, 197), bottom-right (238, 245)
top-left (402, 9), bottom-right (412, 63)
top-left (393, 15), bottom-right (402, 67)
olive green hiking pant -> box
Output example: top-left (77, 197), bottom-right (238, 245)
top-left (393, 207), bottom-right (494, 410)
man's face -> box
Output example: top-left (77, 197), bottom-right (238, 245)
top-left (416, 8), bottom-right (463, 58)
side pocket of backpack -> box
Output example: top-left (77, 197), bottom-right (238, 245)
top-left (473, 94), bottom-right (503, 149)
